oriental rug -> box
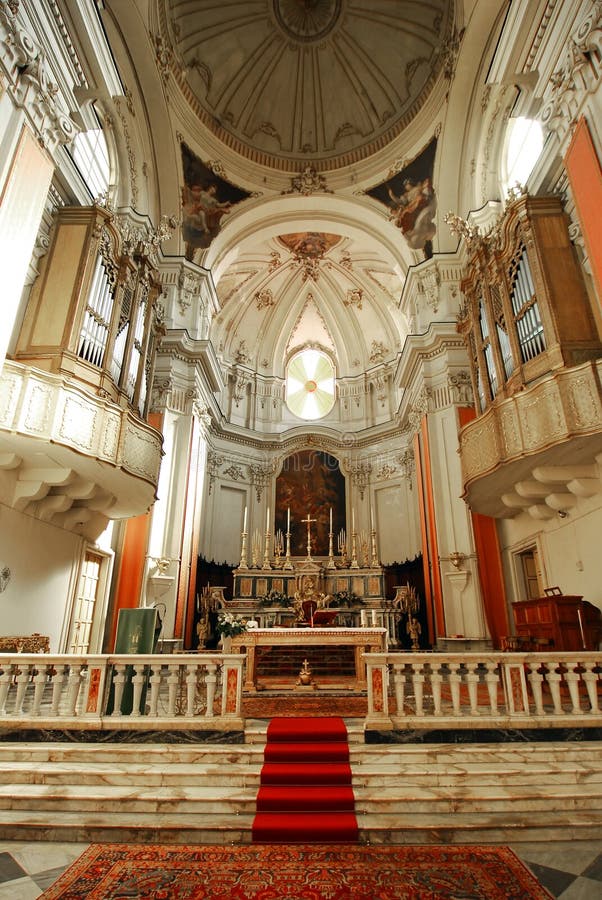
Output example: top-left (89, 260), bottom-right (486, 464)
top-left (40, 843), bottom-right (552, 899)
top-left (253, 716), bottom-right (358, 843)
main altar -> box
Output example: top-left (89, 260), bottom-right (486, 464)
top-left (197, 505), bottom-right (419, 657)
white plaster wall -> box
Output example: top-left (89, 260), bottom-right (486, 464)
top-left (376, 481), bottom-right (421, 564)
top-left (0, 504), bottom-right (82, 651)
top-left (211, 485), bottom-right (246, 565)
top-left (498, 495), bottom-right (602, 614)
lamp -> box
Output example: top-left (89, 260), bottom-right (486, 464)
top-left (449, 551), bottom-right (465, 569)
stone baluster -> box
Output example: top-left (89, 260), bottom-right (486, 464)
top-left (483, 662), bottom-right (500, 714)
top-left (0, 665), bottom-right (13, 715)
top-left (447, 662), bottom-right (462, 716)
top-left (65, 665), bottom-right (83, 716)
top-left (526, 661), bottom-right (545, 716)
top-left (13, 663), bottom-right (31, 715)
top-left (429, 663), bottom-right (443, 716)
top-left (186, 664), bottom-right (198, 717)
top-left (465, 662), bottom-right (481, 716)
top-left (31, 664), bottom-right (48, 717)
top-left (392, 663), bottom-right (406, 716)
top-left (205, 662), bottom-right (217, 717)
top-left (50, 665), bottom-right (66, 716)
top-left (563, 661), bottom-right (583, 714)
top-left (111, 664), bottom-right (127, 716)
top-left (410, 662), bottom-right (425, 716)
top-left (581, 661), bottom-right (600, 713)
top-left (167, 665), bottom-right (180, 715)
top-left (544, 660), bottom-right (564, 715)
top-left (130, 663), bottom-right (146, 717)
top-left (148, 664), bottom-right (162, 716)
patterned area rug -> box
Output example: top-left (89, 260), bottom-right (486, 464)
top-left (40, 843), bottom-right (552, 899)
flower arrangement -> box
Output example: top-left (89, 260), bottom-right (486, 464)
top-left (259, 590), bottom-right (293, 608)
top-left (330, 589), bottom-right (362, 607)
top-left (215, 612), bottom-right (247, 637)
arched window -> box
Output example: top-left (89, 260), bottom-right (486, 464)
top-left (502, 117), bottom-right (544, 196)
top-left (285, 348), bottom-right (335, 420)
top-left (72, 127), bottom-right (110, 198)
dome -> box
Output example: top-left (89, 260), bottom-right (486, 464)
top-left (166, 0), bottom-right (454, 170)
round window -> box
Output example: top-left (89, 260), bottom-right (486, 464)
top-left (285, 348), bottom-right (335, 420)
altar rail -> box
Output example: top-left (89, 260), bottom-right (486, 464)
top-left (364, 651), bottom-right (602, 730)
top-left (0, 654), bottom-right (244, 730)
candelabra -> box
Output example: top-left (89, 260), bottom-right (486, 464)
top-left (337, 529), bottom-right (348, 568)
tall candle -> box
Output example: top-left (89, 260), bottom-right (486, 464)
top-left (243, 505), bottom-right (247, 532)
top-left (352, 508), bottom-right (355, 532)
top-left (266, 505), bottom-right (270, 532)
top-left (287, 507), bottom-right (290, 531)
top-left (329, 507), bottom-right (332, 532)
top-left (371, 504), bottom-right (375, 530)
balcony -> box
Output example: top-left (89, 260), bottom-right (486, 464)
top-left (458, 359), bottom-right (602, 518)
top-left (0, 360), bottom-right (163, 539)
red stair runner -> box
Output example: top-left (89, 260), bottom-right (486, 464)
top-left (252, 716), bottom-right (359, 843)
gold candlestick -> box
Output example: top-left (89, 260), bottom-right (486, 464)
top-left (370, 529), bottom-right (379, 567)
top-left (283, 530), bottom-right (294, 570)
top-left (350, 529), bottom-right (359, 569)
top-left (262, 529), bottom-right (272, 570)
top-left (326, 529), bottom-right (336, 569)
top-left (239, 530), bottom-right (248, 570)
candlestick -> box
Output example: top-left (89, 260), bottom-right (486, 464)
top-left (262, 525), bottom-right (272, 570)
top-left (239, 523), bottom-right (248, 570)
top-left (327, 509), bottom-right (336, 570)
top-left (287, 506), bottom-right (290, 531)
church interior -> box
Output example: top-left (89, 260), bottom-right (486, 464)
top-left (1, 0), bottom-right (602, 896)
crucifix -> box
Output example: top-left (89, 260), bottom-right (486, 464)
top-left (301, 512), bottom-right (317, 559)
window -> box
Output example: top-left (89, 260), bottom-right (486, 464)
top-left (502, 117), bottom-right (543, 195)
top-left (72, 128), bottom-right (110, 198)
top-left (285, 348), bottom-right (335, 420)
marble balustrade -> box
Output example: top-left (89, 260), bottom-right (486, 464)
top-left (364, 651), bottom-right (602, 729)
top-left (0, 653), bottom-right (245, 728)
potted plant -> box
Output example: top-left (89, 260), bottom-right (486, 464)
top-left (216, 612), bottom-right (246, 651)
top-left (259, 590), bottom-right (293, 608)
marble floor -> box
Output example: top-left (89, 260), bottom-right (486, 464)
top-left (0, 839), bottom-right (601, 898)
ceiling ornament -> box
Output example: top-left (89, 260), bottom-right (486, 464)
top-left (283, 165), bottom-right (333, 196)
top-left (369, 340), bottom-right (389, 364)
top-left (339, 250), bottom-right (353, 270)
top-left (255, 288), bottom-right (275, 310)
top-left (233, 340), bottom-right (251, 364)
top-left (272, 0), bottom-right (343, 44)
top-left (344, 288), bottom-right (363, 309)
top-left (279, 231), bottom-right (341, 282)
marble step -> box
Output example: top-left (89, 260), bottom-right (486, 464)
top-left (0, 806), bottom-right (601, 847)
top-left (0, 761), bottom-right (262, 787)
top-left (0, 783), bottom-right (259, 814)
top-left (1, 780), bottom-right (600, 817)
top-left (358, 810), bottom-right (602, 844)
top-left (349, 742), bottom-right (602, 764)
top-left (0, 743), bottom-right (263, 765)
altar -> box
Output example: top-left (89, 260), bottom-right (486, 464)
top-left (231, 627), bottom-right (387, 692)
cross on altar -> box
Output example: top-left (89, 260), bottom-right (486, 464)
top-left (301, 512), bottom-right (317, 559)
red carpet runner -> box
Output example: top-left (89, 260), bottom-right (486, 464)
top-left (252, 716), bottom-right (359, 843)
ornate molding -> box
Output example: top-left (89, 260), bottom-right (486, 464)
top-left (249, 462), bottom-right (275, 502)
top-left (282, 165), bottom-right (333, 196)
top-left (540, 0), bottom-right (602, 141)
top-left (342, 459), bottom-right (372, 499)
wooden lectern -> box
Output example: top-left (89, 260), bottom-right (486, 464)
top-left (512, 592), bottom-right (602, 651)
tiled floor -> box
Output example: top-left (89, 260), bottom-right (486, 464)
top-left (0, 839), bottom-right (601, 898)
